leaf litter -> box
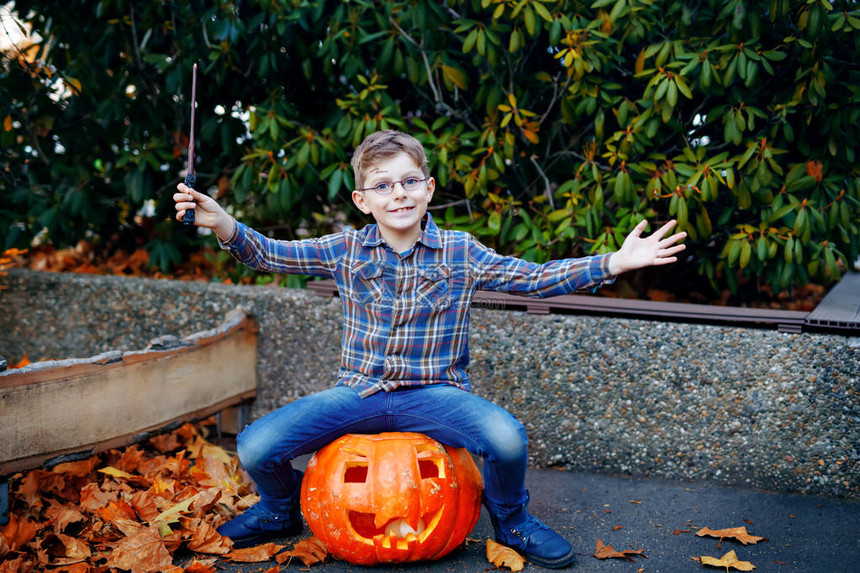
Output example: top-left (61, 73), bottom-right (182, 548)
top-left (0, 419), bottom-right (329, 572)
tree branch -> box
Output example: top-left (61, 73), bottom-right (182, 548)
top-left (530, 155), bottom-right (555, 209)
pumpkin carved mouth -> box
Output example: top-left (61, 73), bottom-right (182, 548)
top-left (348, 511), bottom-right (442, 549)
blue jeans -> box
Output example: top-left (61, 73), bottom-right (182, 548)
top-left (236, 383), bottom-right (529, 518)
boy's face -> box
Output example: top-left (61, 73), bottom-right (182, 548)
top-left (352, 151), bottom-right (435, 242)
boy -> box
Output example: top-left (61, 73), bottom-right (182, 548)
top-left (173, 130), bottom-right (685, 568)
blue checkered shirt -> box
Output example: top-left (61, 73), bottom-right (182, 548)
top-left (220, 214), bottom-right (615, 397)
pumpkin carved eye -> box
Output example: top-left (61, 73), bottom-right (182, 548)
top-left (341, 446), bottom-right (369, 483)
top-left (416, 442), bottom-right (443, 479)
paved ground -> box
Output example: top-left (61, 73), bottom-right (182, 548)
top-left (193, 457), bottom-right (860, 573)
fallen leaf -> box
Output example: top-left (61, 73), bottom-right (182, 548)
top-left (1, 514), bottom-right (38, 551)
top-left (183, 518), bottom-right (232, 555)
top-left (594, 538), bottom-right (646, 561)
top-left (15, 469), bottom-right (66, 509)
top-left (129, 490), bottom-right (161, 522)
top-left (276, 536), bottom-right (328, 566)
top-left (43, 502), bottom-right (85, 534)
top-left (97, 499), bottom-right (138, 523)
top-left (105, 526), bottom-right (174, 573)
top-left (151, 492), bottom-right (201, 536)
top-left (486, 539), bottom-right (525, 571)
top-left (184, 559), bottom-right (218, 573)
top-left (694, 549), bottom-right (756, 571)
top-left (225, 542), bottom-right (285, 562)
top-left (99, 466), bottom-right (135, 479)
top-left (52, 457), bottom-right (100, 477)
top-left (696, 526), bottom-right (766, 548)
top-left (613, 525), bottom-right (623, 531)
top-left (79, 482), bottom-right (115, 513)
top-left (42, 532), bottom-right (92, 564)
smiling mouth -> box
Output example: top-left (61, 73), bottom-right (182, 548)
top-left (390, 206), bottom-right (415, 214)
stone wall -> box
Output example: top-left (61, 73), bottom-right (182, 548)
top-left (2, 269), bottom-right (857, 498)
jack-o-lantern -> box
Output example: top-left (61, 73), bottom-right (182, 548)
top-left (300, 432), bottom-right (483, 565)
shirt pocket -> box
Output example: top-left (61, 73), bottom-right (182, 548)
top-left (417, 264), bottom-right (452, 309)
top-left (349, 261), bottom-right (384, 306)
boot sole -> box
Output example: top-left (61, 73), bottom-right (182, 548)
top-left (225, 522), bottom-right (303, 549)
top-left (524, 547), bottom-right (578, 569)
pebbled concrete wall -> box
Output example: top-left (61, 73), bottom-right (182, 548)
top-left (2, 269), bottom-right (857, 498)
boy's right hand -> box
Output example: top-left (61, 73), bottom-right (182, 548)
top-left (174, 183), bottom-right (235, 241)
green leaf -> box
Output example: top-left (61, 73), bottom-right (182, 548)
top-left (488, 211), bottom-right (502, 234)
top-left (675, 76), bottom-right (693, 99)
top-left (739, 240), bottom-right (752, 268)
top-left (328, 168), bottom-right (343, 200)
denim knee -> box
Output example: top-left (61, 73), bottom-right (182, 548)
top-left (482, 410), bottom-right (528, 464)
top-left (236, 424), bottom-right (280, 473)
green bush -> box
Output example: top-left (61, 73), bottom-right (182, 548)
top-left (2, 0), bottom-right (858, 295)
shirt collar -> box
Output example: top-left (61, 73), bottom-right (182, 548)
top-left (361, 213), bottom-right (443, 250)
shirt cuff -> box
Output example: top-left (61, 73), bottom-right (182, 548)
top-left (592, 252), bottom-right (617, 289)
top-left (216, 218), bottom-right (239, 249)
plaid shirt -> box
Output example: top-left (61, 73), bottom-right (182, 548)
top-left (220, 214), bottom-right (615, 397)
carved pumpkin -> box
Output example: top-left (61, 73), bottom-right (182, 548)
top-left (300, 432), bottom-right (483, 565)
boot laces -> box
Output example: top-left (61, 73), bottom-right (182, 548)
top-left (511, 515), bottom-right (549, 538)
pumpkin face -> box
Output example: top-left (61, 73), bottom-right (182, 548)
top-left (300, 432), bottom-right (483, 565)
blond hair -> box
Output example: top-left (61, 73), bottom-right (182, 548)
top-left (351, 130), bottom-right (429, 191)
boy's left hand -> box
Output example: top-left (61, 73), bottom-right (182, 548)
top-left (608, 219), bottom-right (687, 276)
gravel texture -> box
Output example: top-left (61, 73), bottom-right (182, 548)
top-left (1, 269), bottom-right (857, 498)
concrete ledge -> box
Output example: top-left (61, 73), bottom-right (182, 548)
top-left (1, 269), bottom-right (857, 498)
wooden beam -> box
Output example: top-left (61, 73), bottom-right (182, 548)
top-left (0, 308), bottom-right (258, 475)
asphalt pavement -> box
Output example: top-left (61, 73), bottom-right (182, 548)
top-left (198, 456), bottom-right (860, 573)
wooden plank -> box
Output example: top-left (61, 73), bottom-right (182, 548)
top-left (307, 279), bottom-right (810, 330)
top-left (0, 308), bottom-right (258, 474)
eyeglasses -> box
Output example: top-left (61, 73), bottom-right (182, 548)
top-left (358, 177), bottom-right (427, 195)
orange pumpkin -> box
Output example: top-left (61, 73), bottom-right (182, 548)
top-left (300, 432), bottom-right (483, 565)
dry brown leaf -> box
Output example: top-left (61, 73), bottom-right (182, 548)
top-left (696, 526), bottom-right (767, 548)
top-left (184, 558), bottom-right (218, 572)
top-left (15, 470), bottom-right (66, 509)
top-left (129, 490), bottom-right (161, 522)
top-left (42, 532), bottom-right (91, 565)
top-left (79, 482), bottom-right (114, 513)
top-left (183, 518), bottom-right (232, 554)
top-left (276, 536), bottom-right (328, 567)
top-left (694, 549), bottom-right (756, 571)
top-left (486, 539), bottom-right (525, 571)
top-left (105, 526), bottom-right (174, 573)
top-left (44, 502), bottom-right (86, 534)
top-left (1, 515), bottom-right (38, 551)
top-left (594, 538), bottom-right (646, 561)
top-left (51, 457), bottom-right (100, 477)
top-left (225, 542), bottom-right (285, 562)
top-left (97, 499), bottom-right (138, 523)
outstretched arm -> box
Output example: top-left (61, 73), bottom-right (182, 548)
top-left (608, 219), bottom-right (687, 276)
